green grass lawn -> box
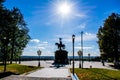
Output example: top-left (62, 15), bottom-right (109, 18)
top-left (71, 68), bottom-right (120, 80)
top-left (0, 63), bottom-right (40, 78)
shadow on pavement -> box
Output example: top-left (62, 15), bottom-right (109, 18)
top-left (109, 64), bottom-right (120, 70)
top-left (0, 71), bottom-right (18, 79)
top-left (50, 63), bottom-right (66, 68)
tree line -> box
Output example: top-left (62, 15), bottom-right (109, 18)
top-left (0, 0), bottom-right (30, 67)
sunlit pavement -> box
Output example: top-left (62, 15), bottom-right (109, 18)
top-left (20, 61), bottom-right (117, 79)
top-left (26, 68), bottom-right (71, 78)
top-left (21, 60), bottom-right (117, 70)
top-left (67, 61), bottom-right (117, 70)
top-left (22, 61), bottom-right (71, 79)
top-left (3, 61), bottom-right (117, 80)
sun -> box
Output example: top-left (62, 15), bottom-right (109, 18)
top-left (51, 0), bottom-right (77, 26)
top-left (56, 2), bottom-right (72, 17)
top-left (57, 3), bottom-right (71, 16)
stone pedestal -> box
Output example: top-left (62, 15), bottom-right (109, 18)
top-left (54, 50), bottom-right (68, 64)
top-left (54, 38), bottom-right (69, 64)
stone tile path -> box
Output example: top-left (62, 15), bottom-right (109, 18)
top-left (2, 61), bottom-right (118, 80)
top-left (26, 67), bottom-right (71, 78)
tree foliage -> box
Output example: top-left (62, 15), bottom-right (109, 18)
top-left (97, 13), bottom-right (120, 62)
top-left (0, 1), bottom-right (30, 63)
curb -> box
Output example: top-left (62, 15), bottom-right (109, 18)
top-left (71, 73), bottom-right (79, 80)
top-left (68, 68), bottom-right (72, 78)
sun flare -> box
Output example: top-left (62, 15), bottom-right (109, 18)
top-left (51, 0), bottom-right (77, 25)
top-left (56, 2), bottom-right (73, 18)
top-left (57, 3), bottom-right (71, 16)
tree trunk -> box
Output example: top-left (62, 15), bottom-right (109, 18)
top-left (10, 34), bottom-right (15, 64)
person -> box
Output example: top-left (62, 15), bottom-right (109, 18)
top-left (102, 60), bottom-right (105, 66)
top-left (69, 59), bottom-right (71, 65)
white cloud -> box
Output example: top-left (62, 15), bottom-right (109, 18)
top-left (75, 46), bottom-right (93, 50)
top-left (23, 40), bottom-right (55, 56)
top-left (42, 41), bottom-right (48, 44)
top-left (77, 23), bottom-right (86, 29)
top-left (37, 46), bottom-right (45, 49)
top-left (30, 39), bottom-right (40, 43)
top-left (75, 13), bottom-right (87, 18)
top-left (84, 32), bottom-right (97, 41)
top-left (53, 32), bottom-right (97, 43)
top-left (53, 34), bottom-right (71, 42)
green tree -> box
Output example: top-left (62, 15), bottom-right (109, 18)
top-left (97, 13), bottom-right (120, 65)
top-left (0, 0), bottom-right (30, 71)
top-left (0, 7), bottom-right (13, 71)
top-left (9, 7), bottom-right (30, 64)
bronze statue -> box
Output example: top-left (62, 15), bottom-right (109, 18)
top-left (54, 38), bottom-right (68, 64)
top-left (55, 38), bottom-right (65, 50)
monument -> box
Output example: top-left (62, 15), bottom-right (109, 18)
top-left (54, 38), bottom-right (68, 64)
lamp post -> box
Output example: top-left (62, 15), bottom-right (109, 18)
top-left (72, 34), bottom-right (75, 75)
top-left (37, 50), bottom-right (41, 67)
top-left (88, 53), bottom-right (92, 68)
top-left (88, 53), bottom-right (90, 62)
top-left (81, 31), bottom-right (83, 68)
top-left (78, 50), bottom-right (82, 68)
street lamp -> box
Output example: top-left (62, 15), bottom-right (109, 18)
top-left (37, 50), bottom-right (41, 67)
top-left (88, 53), bottom-right (92, 68)
top-left (80, 31), bottom-right (83, 68)
top-left (88, 53), bottom-right (90, 62)
top-left (72, 34), bottom-right (75, 75)
top-left (78, 50), bottom-right (82, 68)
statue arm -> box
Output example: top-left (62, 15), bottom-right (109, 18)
top-left (55, 43), bottom-right (60, 49)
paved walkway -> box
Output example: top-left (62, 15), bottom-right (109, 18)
top-left (26, 67), bottom-right (71, 78)
top-left (2, 61), bottom-right (118, 80)
top-left (67, 61), bottom-right (118, 70)
top-left (2, 67), bottom-right (72, 80)
top-left (21, 61), bottom-right (118, 70)
top-left (2, 61), bottom-right (72, 80)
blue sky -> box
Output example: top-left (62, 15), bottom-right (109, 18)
top-left (4, 0), bottom-right (120, 56)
